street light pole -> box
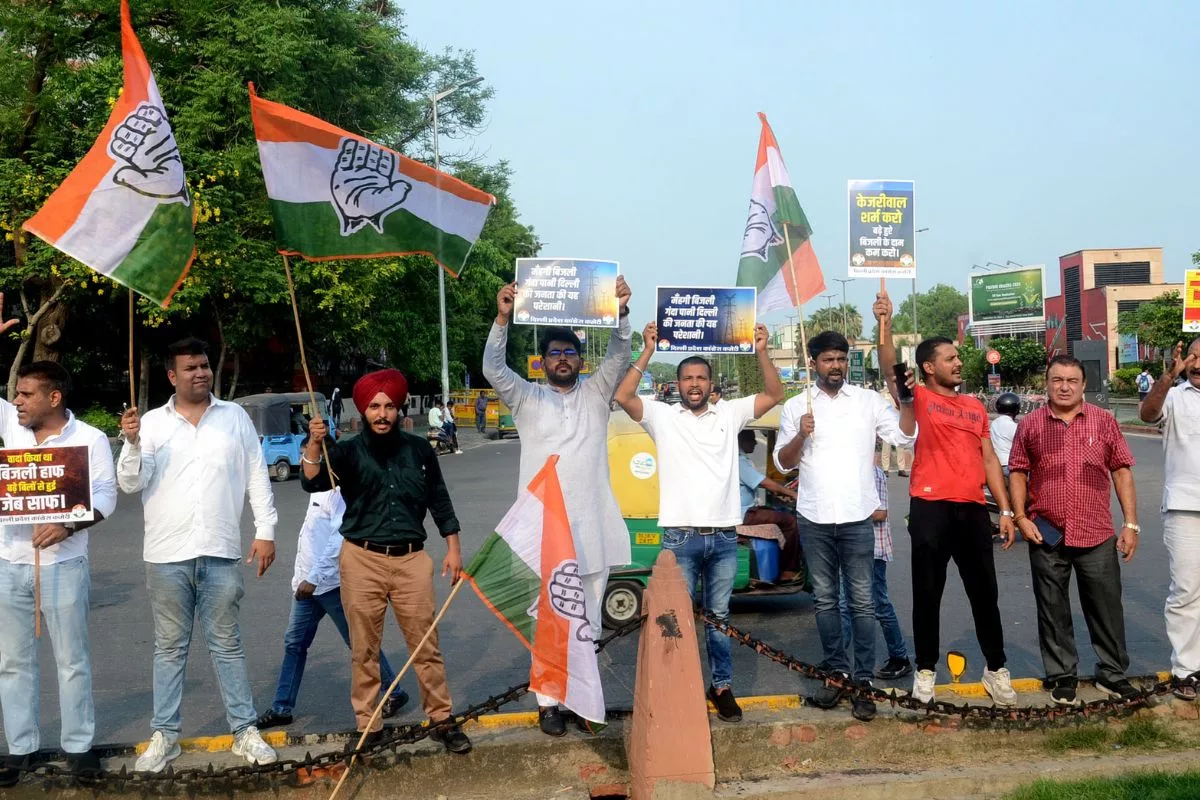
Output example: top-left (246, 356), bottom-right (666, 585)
top-left (431, 76), bottom-right (484, 403)
top-left (833, 278), bottom-right (853, 337)
top-left (821, 293), bottom-right (836, 330)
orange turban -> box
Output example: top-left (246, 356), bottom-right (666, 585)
top-left (352, 369), bottom-right (408, 415)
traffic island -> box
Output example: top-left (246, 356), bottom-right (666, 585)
top-left (6, 690), bottom-right (1199, 799)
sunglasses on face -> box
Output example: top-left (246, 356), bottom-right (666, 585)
top-left (547, 348), bottom-right (578, 359)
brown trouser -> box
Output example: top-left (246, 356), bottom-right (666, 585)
top-left (742, 507), bottom-right (803, 576)
top-left (339, 542), bottom-right (453, 731)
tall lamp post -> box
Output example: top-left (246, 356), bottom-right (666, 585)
top-left (913, 227), bottom-right (929, 338)
top-left (432, 75), bottom-right (484, 403)
top-left (833, 277), bottom-right (853, 337)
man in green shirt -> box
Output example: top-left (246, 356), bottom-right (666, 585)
top-left (302, 369), bottom-right (470, 754)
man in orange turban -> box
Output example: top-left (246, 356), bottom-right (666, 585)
top-left (301, 369), bottom-right (470, 755)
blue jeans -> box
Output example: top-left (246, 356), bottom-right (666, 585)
top-left (797, 516), bottom-right (876, 682)
top-left (146, 558), bottom-right (257, 738)
top-left (839, 558), bottom-right (908, 663)
top-left (0, 556), bottom-right (93, 754)
top-left (662, 528), bottom-right (739, 690)
top-left (271, 588), bottom-right (405, 715)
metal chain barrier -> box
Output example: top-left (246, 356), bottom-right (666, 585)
top-left (699, 609), bottom-right (1200, 727)
top-left (7, 617), bottom-right (644, 793)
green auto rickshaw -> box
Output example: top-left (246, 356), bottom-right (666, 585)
top-left (600, 405), bottom-right (807, 629)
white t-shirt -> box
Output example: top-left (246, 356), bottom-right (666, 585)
top-left (1156, 383), bottom-right (1200, 512)
top-left (638, 396), bottom-right (758, 528)
top-left (990, 414), bottom-right (1018, 467)
top-left (427, 407), bottom-right (443, 428)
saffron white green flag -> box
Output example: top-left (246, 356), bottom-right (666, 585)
top-left (464, 455), bottom-right (605, 723)
top-left (735, 112), bottom-right (825, 315)
top-left (23, 0), bottom-right (195, 307)
top-left (248, 84), bottom-right (495, 276)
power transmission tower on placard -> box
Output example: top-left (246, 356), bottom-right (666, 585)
top-left (582, 268), bottom-right (601, 316)
top-left (718, 295), bottom-right (736, 343)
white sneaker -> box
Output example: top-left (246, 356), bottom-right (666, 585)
top-left (134, 731), bottom-right (181, 773)
top-left (232, 726), bottom-right (277, 765)
top-left (455, 449), bottom-right (464, 454)
top-left (982, 667), bottom-right (1018, 707)
top-left (911, 669), bottom-right (936, 703)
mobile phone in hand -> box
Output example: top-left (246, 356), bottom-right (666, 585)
top-left (893, 362), bottom-right (913, 402)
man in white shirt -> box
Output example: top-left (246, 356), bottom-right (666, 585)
top-left (483, 277), bottom-right (632, 737)
top-left (614, 320), bottom-right (783, 724)
top-left (427, 400), bottom-right (444, 431)
top-left (118, 337), bottom-right (279, 773)
top-left (775, 330), bottom-right (916, 722)
top-left (0, 357), bottom-right (116, 785)
top-left (254, 484), bottom-right (410, 730)
top-left (1140, 338), bottom-right (1200, 700)
top-left (990, 392), bottom-right (1021, 474)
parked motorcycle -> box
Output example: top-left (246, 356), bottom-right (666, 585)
top-left (426, 426), bottom-right (455, 456)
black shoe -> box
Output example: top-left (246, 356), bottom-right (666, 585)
top-left (1050, 678), bottom-right (1081, 707)
top-left (898, 470), bottom-right (910, 477)
top-left (254, 709), bottom-right (293, 730)
top-left (66, 749), bottom-right (103, 780)
top-left (851, 695), bottom-right (877, 722)
top-left (343, 729), bottom-right (385, 757)
top-left (538, 706), bottom-right (567, 737)
top-left (431, 722), bottom-right (472, 754)
top-left (876, 657), bottom-right (914, 681)
top-left (381, 689), bottom-right (410, 719)
top-left (806, 677), bottom-right (847, 710)
top-left (1096, 677), bottom-right (1140, 702)
top-left (0, 754), bottom-right (31, 789)
top-left (707, 686), bottom-right (743, 723)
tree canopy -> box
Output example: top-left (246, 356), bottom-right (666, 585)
top-left (872, 283), bottom-right (968, 342)
top-left (1, 0), bottom-right (540, 403)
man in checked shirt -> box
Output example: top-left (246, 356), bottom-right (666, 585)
top-left (1008, 354), bottom-right (1140, 707)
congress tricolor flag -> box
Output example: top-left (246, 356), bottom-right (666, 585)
top-left (23, 0), bottom-right (195, 307)
top-left (735, 113), bottom-right (825, 315)
top-left (248, 85), bottom-right (495, 276)
top-left (465, 455), bottom-right (605, 723)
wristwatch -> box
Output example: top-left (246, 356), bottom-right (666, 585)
top-left (999, 510), bottom-right (1015, 518)
top-left (63, 522), bottom-right (79, 537)
top-left (1123, 522), bottom-right (1140, 534)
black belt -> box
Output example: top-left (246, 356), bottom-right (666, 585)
top-left (345, 538), bottom-right (423, 557)
top-left (677, 526), bottom-right (733, 535)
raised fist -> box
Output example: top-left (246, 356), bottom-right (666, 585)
top-left (548, 562), bottom-right (592, 642)
top-left (330, 138), bottom-right (412, 236)
top-left (108, 103), bottom-right (189, 204)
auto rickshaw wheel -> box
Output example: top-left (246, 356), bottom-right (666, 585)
top-left (270, 459), bottom-right (291, 482)
top-left (601, 580), bottom-right (643, 630)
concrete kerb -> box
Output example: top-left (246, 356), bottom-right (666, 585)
top-left (60, 670), bottom-right (1191, 799)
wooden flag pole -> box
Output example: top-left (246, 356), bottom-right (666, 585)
top-left (281, 255), bottom-right (336, 482)
top-left (781, 226), bottom-right (813, 403)
top-left (128, 289), bottom-right (137, 408)
top-left (328, 579), bottom-right (468, 800)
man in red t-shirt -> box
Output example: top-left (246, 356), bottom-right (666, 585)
top-left (874, 289), bottom-right (1017, 707)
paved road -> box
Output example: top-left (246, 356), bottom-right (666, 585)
top-left (4, 428), bottom-right (1174, 748)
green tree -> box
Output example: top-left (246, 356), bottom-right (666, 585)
top-left (1117, 290), bottom-right (1186, 357)
top-left (1, 0), bottom-right (536, 401)
top-left (804, 304), bottom-right (862, 340)
top-left (988, 337), bottom-right (1047, 386)
top-left (871, 283), bottom-right (968, 341)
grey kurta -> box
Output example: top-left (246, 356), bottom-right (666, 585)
top-left (482, 318), bottom-right (633, 574)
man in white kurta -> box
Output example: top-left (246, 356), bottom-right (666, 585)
top-left (482, 277), bottom-right (632, 735)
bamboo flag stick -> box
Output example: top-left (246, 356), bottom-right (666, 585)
top-left (281, 255), bottom-right (336, 483)
top-left (128, 289), bottom-right (136, 408)
top-left (328, 579), bottom-right (467, 800)
top-left (781, 226), bottom-right (813, 404)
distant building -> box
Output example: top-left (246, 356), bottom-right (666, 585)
top-left (1044, 247), bottom-right (1183, 378)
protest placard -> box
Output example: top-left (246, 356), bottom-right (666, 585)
top-left (513, 258), bottom-right (620, 328)
top-left (0, 446), bottom-right (94, 525)
top-left (848, 179), bottom-right (915, 278)
top-left (656, 287), bottom-right (756, 354)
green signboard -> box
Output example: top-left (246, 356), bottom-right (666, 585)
top-left (968, 266), bottom-right (1045, 325)
top-left (849, 348), bottom-right (866, 384)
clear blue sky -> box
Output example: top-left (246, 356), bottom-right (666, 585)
top-left (405, 0), bottom-right (1199, 328)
